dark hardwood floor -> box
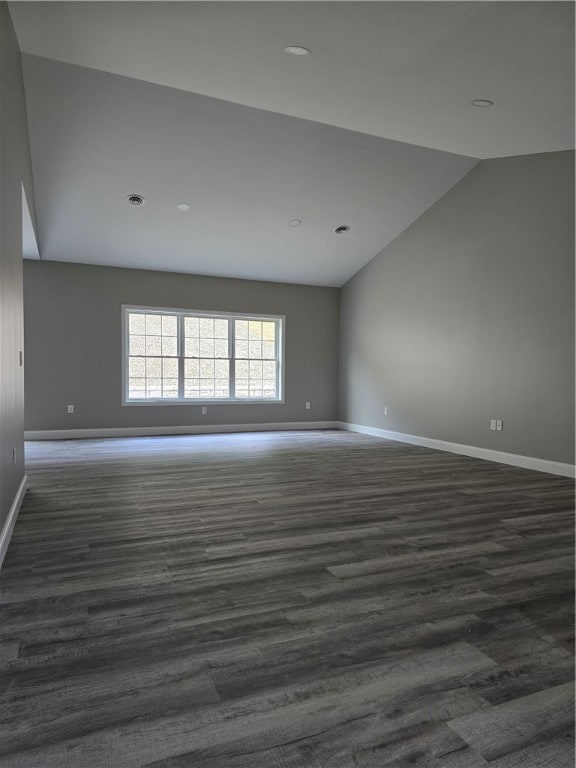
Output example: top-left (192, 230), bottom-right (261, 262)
top-left (0, 430), bottom-right (574, 767)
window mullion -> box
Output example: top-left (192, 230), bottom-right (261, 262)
top-left (229, 318), bottom-right (235, 400)
top-left (178, 314), bottom-right (184, 400)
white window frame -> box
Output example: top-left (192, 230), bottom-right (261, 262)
top-left (122, 305), bottom-right (285, 405)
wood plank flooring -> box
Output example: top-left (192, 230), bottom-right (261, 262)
top-left (0, 429), bottom-right (574, 767)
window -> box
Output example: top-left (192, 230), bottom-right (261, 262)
top-left (123, 306), bottom-right (283, 404)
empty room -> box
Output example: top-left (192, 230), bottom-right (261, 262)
top-left (0, 2), bottom-right (574, 766)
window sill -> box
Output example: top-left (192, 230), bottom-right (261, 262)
top-left (122, 398), bottom-right (285, 406)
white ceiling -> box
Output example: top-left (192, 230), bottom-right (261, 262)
top-left (21, 55), bottom-right (476, 286)
top-left (9, 2), bottom-right (574, 286)
top-left (11, 2), bottom-right (574, 158)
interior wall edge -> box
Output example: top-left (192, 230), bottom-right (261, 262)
top-left (0, 2), bottom-right (33, 533)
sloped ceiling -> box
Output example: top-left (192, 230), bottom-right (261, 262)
top-left (21, 55), bottom-right (478, 286)
top-left (11, 2), bottom-right (574, 286)
top-left (11, 2), bottom-right (574, 158)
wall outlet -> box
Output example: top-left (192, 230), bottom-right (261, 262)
top-left (202, 406), bottom-right (208, 415)
top-left (496, 419), bottom-right (503, 431)
top-left (384, 406), bottom-right (388, 415)
top-left (67, 404), bottom-right (75, 414)
top-left (490, 419), bottom-right (497, 431)
top-left (305, 402), bottom-right (311, 410)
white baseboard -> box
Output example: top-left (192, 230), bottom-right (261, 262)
top-left (0, 474), bottom-right (27, 569)
top-left (25, 421), bottom-right (339, 441)
top-left (339, 422), bottom-right (575, 479)
top-left (24, 421), bottom-right (575, 477)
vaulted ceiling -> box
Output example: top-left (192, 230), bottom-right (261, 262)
top-left (10, 2), bottom-right (574, 286)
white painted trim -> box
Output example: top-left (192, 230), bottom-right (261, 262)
top-left (0, 474), bottom-right (27, 569)
top-left (121, 305), bottom-right (286, 406)
top-left (339, 422), bottom-right (575, 479)
top-left (25, 421), bottom-right (339, 441)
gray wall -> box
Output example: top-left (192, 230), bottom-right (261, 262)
top-left (0, 3), bottom-right (37, 533)
top-left (340, 150), bottom-right (575, 465)
top-left (24, 261), bottom-right (339, 430)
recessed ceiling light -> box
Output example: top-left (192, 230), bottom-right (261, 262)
top-left (471, 99), bottom-right (494, 107)
top-left (127, 194), bottom-right (145, 206)
top-left (176, 202), bottom-right (191, 213)
top-left (289, 219), bottom-right (302, 227)
top-left (334, 225), bottom-right (350, 234)
top-left (284, 45), bottom-right (311, 56)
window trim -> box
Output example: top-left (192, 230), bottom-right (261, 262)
top-left (121, 304), bottom-right (286, 406)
